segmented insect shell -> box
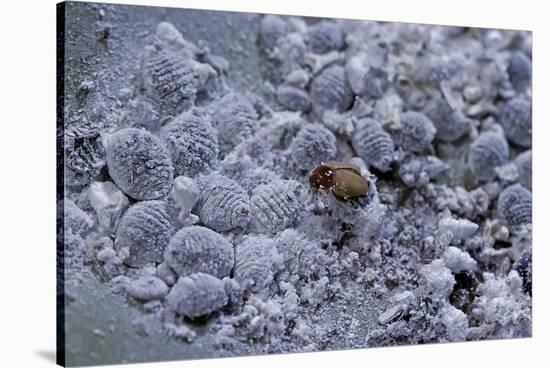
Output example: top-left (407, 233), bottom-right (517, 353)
top-left (310, 64), bottom-right (354, 115)
top-left (290, 124), bottom-right (337, 171)
top-left (468, 131), bottom-right (510, 182)
top-left (260, 14), bottom-right (288, 48)
top-left (144, 46), bottom-right (198, 112)
top-left (424, 99), bottom-right (472, 142)
top-left (499, 98), bottom-right (532, 148)
top-left (276, 85), bottom-right (311, 112)
top-left (115, 200), bottom-right (175, 268)
top-left (497, 184), bottom-right (532, 231)
top-left (394, 112), bottom-right (436, 153)
top-left (160, 109), bottom-right (219, 178)
top-left (212, 93), bottom-right (259, 151)
top-left (194, 174), bottom-right (251, 232)
top-left (351, 118), bottom-right (395, 172)
top-left (105, 128), bottom-right (174, 201)
top-left (166, 272), bottom-right (228, 318)
top-left (65, 129), bottom-right (105, 183)
top-left (507, 52), bottom-right (531, 91)
top-left (164, 226), bottom-right (234, 278)
top-left (249, 180), bottom-right (303, 234)
top-left (234, 237), bottom-right (277, 292)
top-left (307, 20), bottom-right (344, 54)
top-left (515, 150), bottom-right (532, 190)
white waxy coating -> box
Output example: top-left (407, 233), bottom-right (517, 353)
top-left (88, 181), bottom-right (130, 233)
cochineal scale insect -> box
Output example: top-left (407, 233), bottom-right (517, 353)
top-left (309, 161), bottom-right (369, 201)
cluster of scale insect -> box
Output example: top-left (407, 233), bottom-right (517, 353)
top-left (234, 236), bottom-right (279, 293)
top-left (259, 14), bottom-right (288, 49)
top-left (290, 124), bottom-right (337, 171)
top-left (166, 272), bottom-right (229, 318)
top-left (212, 93), bottom-right (259, 152)
top-left (393, 111), bottom-right (436, 153)
top-left (105, 128), bottom-right (174, 201)
top-left (160, 109), bottom-right (219, 178)
top-left (194, 174), bottom-right (251, 232)
top-left (276, 85), bottom-right (311, 112)
top-left (114, 200), bottom-right (175, 267)
top-left (467, 131), bottom-right (509, 182)
top-left (497, 184), bottom-right (532, 232)
top-left (306, 20), bottom-right (344, 54)
top-left (249, 179), bottom-right (303, 234)
top-left (62, 13), bottom-right (535, 351)
top-left (499, 98), bottom-right (532, 148)
top-left (423, 99), bottom-right (472, 142)
top-left (163, 226), bottom-right (234, 278)
top-left (351, 118), bottom-right (395, 172)
top-left (310, 64), bottom-right (354, 115)
top-left (144, 46), bottom-right (199, 113)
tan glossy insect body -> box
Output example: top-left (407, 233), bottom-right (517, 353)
top-left (309, 161), bottom-right (369, 200)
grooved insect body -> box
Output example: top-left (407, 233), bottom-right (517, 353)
top-left (249, 180), bottom-right (303, 234)
top-left (234, 237), bottom-right (278, 292)
top-left (309, 161), bottom-right (369, 201)
top-left (165, 272), bottom-right (228, 318)
top-left (310, 64), bottom-right (354, 115)
top-left (499, 98), bottom-right (532, 148)
top-left (212, 93), bottom-right (259, 152)
top-left (260, 14), bottom-right (288, 49)
top-left (115, 200), bottom-right (176, 268)
top-left (291, 124), bottom-right (337, 171)
top-left (307, 20), bottom-right (344, 54)
top-left (497, 184), bottom-right (532, 232)
top-left (163, 226), bottom-right (234, 278)
top-left (160, 109), bottom-right (219, 178)
top-left (144, 46), bottom-right (199, 112)
top-left (468, 131), bottom-right (509, 182)
top-left (351, 118), bottom-right (395, 172)
top-left (194, 174), bottom-right (251, 232)
top-left (105, 128), bottom-right (174, 201)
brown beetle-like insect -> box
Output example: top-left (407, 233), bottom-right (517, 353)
top-left (309, 161), bottom-right (369, 201)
